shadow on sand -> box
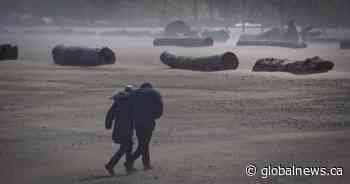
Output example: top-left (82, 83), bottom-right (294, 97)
top-left (79, 173), bottom-right (127, 183)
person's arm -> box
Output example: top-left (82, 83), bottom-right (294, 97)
top-left (153, 91), bottom-right (164, 119)
top-left (105, 102), bottom-right (117, 129)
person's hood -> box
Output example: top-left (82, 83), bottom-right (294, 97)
top-left (112, 91), bottom-right (128, 101)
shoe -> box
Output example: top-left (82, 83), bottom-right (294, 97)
top-left (124, 162), bottom-right (137, 175)
top-left (105, 164), bottom-right (115, 176)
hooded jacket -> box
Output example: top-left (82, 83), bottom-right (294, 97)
top-left (105, 92), bottom-right (134, 144)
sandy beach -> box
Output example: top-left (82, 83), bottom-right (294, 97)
top-left (1, 33), bottom-right (350, 184)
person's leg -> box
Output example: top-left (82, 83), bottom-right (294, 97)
top-left (142, 129), bottom-right (153, 170)
top-left (125, 142), bottom-right (133, 162)
top-left (105, 144), bottom-right (127, 175)
top-left (128, 137), bottom-right (144, 163)
top-left (123, 142), bottom-right (137, 174)
top-left (124, 131), bottom-right (145, 173)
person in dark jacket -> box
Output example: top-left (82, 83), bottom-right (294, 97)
top-left (105, 85), bottom-right (135, 175)
top-left (124, 82), bottom-right (163, 172)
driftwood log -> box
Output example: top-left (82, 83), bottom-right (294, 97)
top-left (0, 44), bottom-right (18, 60)
top-left (154, 37), bottom-right (214, 47)
top-left (52, 45), bottom-right (116, 66)
top-left (253, 56), bottom-right (334, 74)
top-left (340, 40), bottom-right (350, 49)
top-left (160, 51), bottom-right (239, 71)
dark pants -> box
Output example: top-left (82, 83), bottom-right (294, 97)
top-left (126, 127), bottom-right (153, 168)
top-left (107, 143), bottom-right (133, 168)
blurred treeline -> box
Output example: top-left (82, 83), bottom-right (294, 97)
top-left (1, 0), bottom-right (350, 27)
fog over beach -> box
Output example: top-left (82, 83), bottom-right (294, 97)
top-left (1, 1), bottom-right (350, 184)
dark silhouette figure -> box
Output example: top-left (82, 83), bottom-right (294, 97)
top-left (105, 88), bottom-right (134, 175)
top-left (124, 82), bottom-right (163, 172)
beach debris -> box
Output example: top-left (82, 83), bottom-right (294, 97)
top-left (52, 45), bottom-right (116, 66)
top-left (0, 44), bottom-right (18, 61)
top-left (160, 51), bottom-right (239, 71)
top-left (253, 56), bottom-right (334, 74)
top-left (340, 40), bottom-right (350, 49)
top-left (154, 37), bottom-right (213, 47)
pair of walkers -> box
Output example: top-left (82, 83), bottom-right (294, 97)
top-left (104, 82), bottom-right (163, 175)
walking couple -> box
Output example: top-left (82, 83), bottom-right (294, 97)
top-left (104, 82), bottom-right (163, 175)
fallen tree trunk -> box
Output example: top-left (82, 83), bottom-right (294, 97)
top-left (160, 51), bottom-right (239, 71)
top-left (154, 37), bottom-right (213, 47)
top-left (253, 56), bottom-right (334, 74)
top-left (340, 40), bottom-right (350, 49)
top-left (0, 44), bottom-right (18, 60)
top-left (52, 45), bottom-right (116, 66)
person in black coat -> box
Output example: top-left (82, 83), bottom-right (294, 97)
top-left (124, 82), bottom-right (163, 172)
top-left (105, 86), bottom-right (135, 175)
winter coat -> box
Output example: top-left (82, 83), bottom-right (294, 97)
top-left (131, 88), bottom-right (163, 131)
top-left (105, 92), bottom-right (134, 144)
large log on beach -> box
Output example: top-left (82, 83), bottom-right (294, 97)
top-left (160, 51), bottom-right (239, 71)
top-left (154, 37), bottom-right (214, 47)
top-left (52, 45), bottom-right (116, 66)
top-left (340, 40), bottom-right (350, 49)
top-left (253, 56), bottom-right (334, 74)
top-left (0, 44), bottom-right (18, 60)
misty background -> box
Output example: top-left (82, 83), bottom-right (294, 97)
top-left (1, 0), bottom-right (350, 28)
